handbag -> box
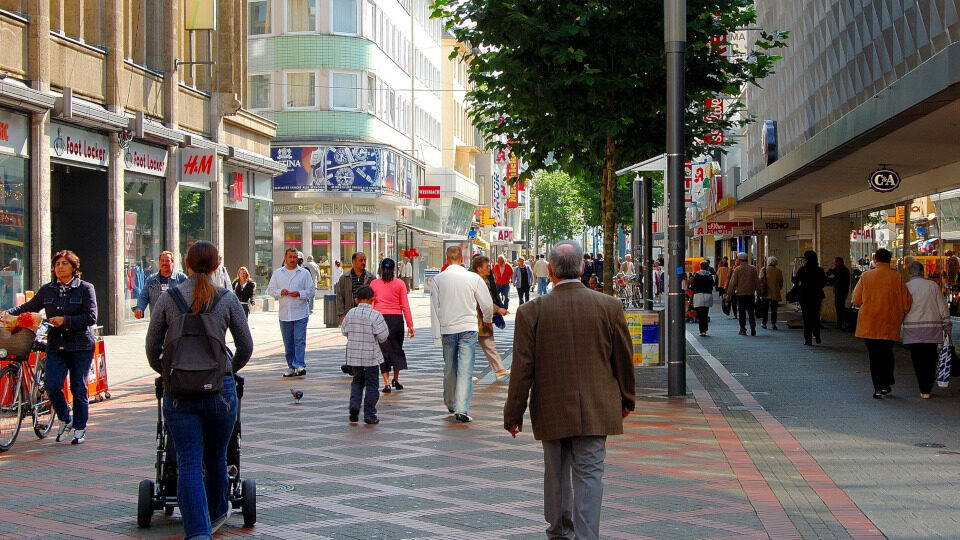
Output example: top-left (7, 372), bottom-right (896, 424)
top-left (785, 284), bottom-right (800, 303)
top-left (721, 298), bottom-right (731, 315)
top-left (937, 332), bottom-right (952, 388)
top-left (754, 294), bottom-right (766, 318)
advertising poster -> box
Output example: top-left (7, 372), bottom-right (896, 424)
top-left (272, 146), bottom-right (416, 198)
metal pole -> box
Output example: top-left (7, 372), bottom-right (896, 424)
top-left (642, 176), bottom-right (654, 310)
top-left (665, 0), bottom-right (686, 397)
top-left (534, 195), bottom-right (540, 257)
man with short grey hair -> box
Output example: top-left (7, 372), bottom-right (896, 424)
top-left (726, 252), bottom-right (761, 336)
top-left (506, 240), bottom-right (636, 540)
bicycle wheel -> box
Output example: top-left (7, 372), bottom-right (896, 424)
top-left (0, 365), bottom-right (24, 452)
top-left (32, 362), bottom-right (54, 439)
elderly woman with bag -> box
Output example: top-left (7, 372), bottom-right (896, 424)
top-left (759, 257), bottom-right (784, 330)
top-left (902, 261), bottom-right (951, 399)
top-left (471, 255), bottom-right (510, 379)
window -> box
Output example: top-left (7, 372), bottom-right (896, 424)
top-left (249, 74), bottom-right (271, 110)
top-left (284, 72), bottom-right (316, 109)
top-left (366, 74), bottom-right (376, 113)
top-left (365, 1), bottom-right (376, 39)
top-left (285, 0), bottom-right (316, 32)
top-left (330, 71), bottom-right (360, 110)
top-left (331, 0), bottom-right (359, 35)
top-left (123, 176), bottom-right (165, 321)
top-left (248, 0), bottom-right (272, 36)
top-left (0, 154), bottom-right (29, 312)
top-left (388, 89), bottom-right (396, 124)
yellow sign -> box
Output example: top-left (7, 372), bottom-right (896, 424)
top-left (185, 0), bottom-right (217, 30)
top-left (479, 207), bottom-right (496, 226)
top-left (624, 311), bottom-right (661, 366)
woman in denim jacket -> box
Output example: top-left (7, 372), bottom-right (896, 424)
top-left (6, 250), bottom-right (97, 444)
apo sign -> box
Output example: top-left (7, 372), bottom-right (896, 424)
top-left (869, 168), bottom-right (901, 193)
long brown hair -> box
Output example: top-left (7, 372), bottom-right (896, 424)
top-left (184, 241), bottom-right (219, 313)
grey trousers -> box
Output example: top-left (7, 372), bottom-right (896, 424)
top-left (478, 334), bottom-right (504, 372)
top-left (541, 435), bottom-right (607, 540)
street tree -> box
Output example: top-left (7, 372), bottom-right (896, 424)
top-left (433, 0), bottom-right (787, 293)
top-left (529, 170), bottom-right (585, 248)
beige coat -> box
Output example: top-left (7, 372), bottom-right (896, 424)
top-left (760, 265), bottom-right (783, 301)
top-left (853, 262), bottom-right (912, 341)
top-left (504, 282), bottom-right (636, 441)
top-left (726, 263), bottom-right (760, 299)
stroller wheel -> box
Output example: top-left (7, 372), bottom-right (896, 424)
top-left (137, 479), bottom-right (155, 528)
top-left (241, 478), bottom-right (257, 527)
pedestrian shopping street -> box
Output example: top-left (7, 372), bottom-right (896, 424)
top-left (0, 293), bottom-right (957, 539)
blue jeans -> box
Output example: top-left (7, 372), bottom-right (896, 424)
top-left (349, 365), bottom-right (380, 421)
top-left (441, 331), bottom-right (478, 415)
top-left (44, 349), bottom-right (94, 430)
top-left (163, 376), bottom-right (237, 540)
top-left (279, 317), bottom-right (308, 369)
top-left (538, 277), bottom-right (548, 295)
top-left (496, 283), bottom-right (511, 309)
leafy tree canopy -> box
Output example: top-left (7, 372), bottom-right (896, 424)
top-left (529, 170), bottom-right (586, 245)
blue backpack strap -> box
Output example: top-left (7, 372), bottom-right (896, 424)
top-left (168, 287), bottom-right (190, 314)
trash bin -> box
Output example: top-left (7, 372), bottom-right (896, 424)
top-left (323, 294), bottom-right (338, 328)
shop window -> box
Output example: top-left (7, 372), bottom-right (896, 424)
top-left (0, 154), bottom-right (29, 311)
top-left (331, 0), bottom-right (359, 35)
top-left (330, 71), bottom-right (360, 110)
top-left (249, 0), bottom-right (272, 36)
top-left (253, 200), bottom-right (273, 292)
top-left (249, 74), bottom-right (271, 110)
top-left (285, 0), bottom-right (316, 32)
top-left (123, 176), bottom-right (165, 321)
top-left (178, 185), bottom-right (211, 267)
top-left (341, 222), bottom-right (358, 273)
top-left (284, 222), bottom-right (303, 253)
top-left (254, 172), bottom-right (272, 198)
top-left (363, 222), bottom-right (373, 263)
top-left (284, 71), bottom-right (317, 109)
top-left (311, 222), bottom-right (332, 289)
top-left (366, 74), bottom-right (376, 113)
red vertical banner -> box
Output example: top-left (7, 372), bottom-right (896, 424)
top-left (507, 183), bottom-right (519, 209)
top-left (684, 160), bottom-right (692, 203)
top-left (704, 97), bottom-right (724, 146)
top-left (506, 155), bottom-right (519, 180)
top-left (230, 172), bottom-right (244, 202)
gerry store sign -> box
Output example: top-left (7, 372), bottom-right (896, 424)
top-left (50, 123), bottom-right (109, 167)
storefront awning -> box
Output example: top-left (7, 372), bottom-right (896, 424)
top-left (396, 222), bottom-right (458, 240)
top-left (472, 236), bottom-right (490, 250)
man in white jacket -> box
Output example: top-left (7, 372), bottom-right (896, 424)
top-left (268, 248), bottom-right (316, 377)
top-left (431, 245), bottom-right (494, 422)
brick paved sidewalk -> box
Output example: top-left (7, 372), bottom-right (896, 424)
top-left (0, 303), bottom-right (888, 539)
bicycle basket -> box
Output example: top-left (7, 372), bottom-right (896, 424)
top-left (0, 326), bottom-right (37, 359)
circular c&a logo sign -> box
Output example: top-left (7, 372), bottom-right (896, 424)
top-left (869, 168), bottom-right (901, 193)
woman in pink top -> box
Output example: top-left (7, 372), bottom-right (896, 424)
top-left (371, 258), bottom-right (415, 393)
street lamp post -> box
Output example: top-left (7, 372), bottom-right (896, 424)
top-left (665, 0), bottom-right (686, 397)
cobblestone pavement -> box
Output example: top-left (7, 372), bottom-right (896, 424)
top-left (0, 291), bottom-right (921, 539)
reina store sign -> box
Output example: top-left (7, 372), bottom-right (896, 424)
top-left (50, 123), bottom-right (109, 167)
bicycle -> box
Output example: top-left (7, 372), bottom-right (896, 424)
top-left (0, 324), bottom-right (53, 452)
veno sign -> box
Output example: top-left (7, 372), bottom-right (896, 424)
top-left (751, 218), bottom-right (800, 231)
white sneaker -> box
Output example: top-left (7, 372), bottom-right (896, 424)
top-left (282, 368), bottom-right (296, 377)
top-left (495, 369), bottom-right (511, 380)
top-left (56, 420), bottom-right (73, 442)
top-left (71, 429), bottom-right (86, 445)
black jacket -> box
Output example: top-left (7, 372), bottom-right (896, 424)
top-left (232, 279), bottom-right (256, 304)
top-left (7, 278), bottom-right (97, 351)
top-left (792, 264), bottom-right (827, 305)
top-left (826, 265), bottom-right (851, 295)
top-left (690, 271), bottom-right (715, 294)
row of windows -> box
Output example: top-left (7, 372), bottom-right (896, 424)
top-left (415, 106), bottom-right (441, 149)
top-left (415, 49), bottom-right (441, 94)
top-left (412, 0), bottom-right (443, 44)
top-left (366, 0), bottom-right (412, 75)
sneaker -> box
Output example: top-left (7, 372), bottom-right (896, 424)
top-left (364, 417), bottom-right (380, 424)
top-left (495, 369), bottom-right (510, 380)
top-left (71, 429), bottom-right (86, 445)
top-left (761, 323), bottom-right (767, 329)
top-left (282, 368), bottom-right (296, 377)
top-left (738, 330), bottom-right (746, 336)
top-left (382, 385), bottom-right (392, 394)
top-left (447, 408), bottom-right (455, 413)
top-left (294, 367), bottom-right (307, 377)
top-left (210, 512), bottom-right (229, 534)
top-left (349, 407), bottom-right (360, 423)
top-left (472, 376), bottom-right (478, 382)
top-left (699, 331), bottom-right (706, 336)
top-left (921, 393), bottom-right (932, 399)
top-left (454, 413), bottom-right (472, 423)
top-left (392, 378), bottom-right (403, 390)
top-left (56, 420), bottom-right (73, 442)
top-left (772, 324), bottom-right (778, 330)
top-left (750, 328), bottom-right (756, 336)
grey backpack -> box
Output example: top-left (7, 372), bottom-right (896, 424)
top-left (161, 288), bottom-right (230, 399)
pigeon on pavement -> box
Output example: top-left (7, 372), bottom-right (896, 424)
top-left (291, 388), bottom-right (303, 404)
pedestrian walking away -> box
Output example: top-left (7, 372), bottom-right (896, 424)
top-left (512, 257), bottom-right (534, 305)
top-left (716, 259), bottom-right (731, 313)
top-left (332, 260), bottom-right (344, 287)
top-left (759, 257), bottom-right (783, 330)
top-left (5, 250), bottom-right (97, 445)
top-left (902, 261), bottom-right (951, 399)
top-left (471, 255), bottom-right (510, 380)
top-left (303, 255), bottom-right (322, 311)
top-left (853, 248), bottom-right (912, 399)
top-left (341, 286), bottom-right (390, 424)
top-left (690, 261), bottom-right (715, 336)
top-left (826, 257), bottom-right (851, 329)
top-left (232, 266), bottom-right (256, 317)
top-left (370, 258), bottom-right (414, 393)
top-left (431, 246), bottom-right (493, 422)
top-left (533, 254), bottom-right (550, 295)
top-left (133, 250), bottom-right (187, 319)
top-left (145, 241), bottom-right (253, 540)
top-left (493, 255), bottom-right (514, 309)
top-left (726, 252), bottom-right (760, 336)
top-left (505, 240), bottom-right (635, 540)
top-left (792, 250), bottom-right (828, 346)
top-left (268, 248), bottom-right (316, 377)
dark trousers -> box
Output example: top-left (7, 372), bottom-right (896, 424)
top-left (350, 365), bottom-right (380, 421)
top-left (834, 291), bottom-right (847, 329)
top-left (517, 285), bottom-right (530, 305)
top-left (44, 349), bottom-right (95, 429)
top-left (737, 295), bottom-right (755, 332)
top-left (800, 300), bottom-right (822, 343)
top-left (865, 339), bottom-right (896, 391)
top-left (909, 343), bottom-right (938, 394)
top-left (496, 283), bottom-right (511, 309)
top-left (695, 306), bottom-right (710, 333)
top-left (730, 294), bottom-right (739, 317)
top-left (761, 300), bottom-right (779, 326)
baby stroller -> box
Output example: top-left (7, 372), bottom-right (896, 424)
top-left (137, 375), bottom-right (256, 528)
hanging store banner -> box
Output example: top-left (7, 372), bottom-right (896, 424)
top-left (0, 110), bottom-right (29, 158)
top-left (507, 182), bottom-right (519, 209)
top-left (705, 220), bottom-right (752, 235)
top-left (704, 98), bottom-right (725, 145)
top-left (418, 185), bottom-right (441, 199)
top-left (506, 155), bottom-right (519, 180)
top-left (124, 141), bottom-right (168, 177)
top-left (272, 146), bottom-right (415, 199)
top-left (180, 147), bottom-right (216, 183)
top-left (752, 217), bottom-right (800, 231)
top-left (50, 123), bottom-right (109, 167)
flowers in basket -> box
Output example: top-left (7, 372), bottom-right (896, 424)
top-left (1, 312), bottom-right (42, 333)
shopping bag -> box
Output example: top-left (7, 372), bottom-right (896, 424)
top-left (937, 334), bottom-right (952, 388)
top-left (721, 298), bottom-right (731, 316)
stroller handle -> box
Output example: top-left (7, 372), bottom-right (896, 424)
top-left (154, 375), bottom-right (244, 400)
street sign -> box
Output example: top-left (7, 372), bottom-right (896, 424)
top-left (869, 168), bottom-right (901, 193)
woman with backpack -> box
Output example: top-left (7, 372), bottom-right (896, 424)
top-left (5, 250), bottom-right (97, 445)
top-left (145, 241), bottom-right (253, 539)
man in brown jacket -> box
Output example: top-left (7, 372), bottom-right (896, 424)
top-left (505, 240), bottom-right (636, 540)
top-left (726, 252), bottom-right (761, 336)
top-left (335, 252), bottom-right (376, 373)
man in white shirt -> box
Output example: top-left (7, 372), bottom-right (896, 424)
top-left (402, 257), bottom-right (414, 291)
top-left (533, 254), bottom-right (551, 295)
top-left (268, 248), bottom-right (316, 377)
top-left (430, 245), bottom-right (494, 422)
top-left (213, 255), bottom-right (231, 289)
top-left (303, 255), bottom-right (322, 311)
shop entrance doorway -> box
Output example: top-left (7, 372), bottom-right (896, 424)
top-left (51, 163), bottom-right (109, 331)
top-left (224, 207), bottom-right (250, 284)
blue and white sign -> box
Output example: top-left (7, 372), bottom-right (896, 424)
top-left (272, 146), bottom-right (416, 199)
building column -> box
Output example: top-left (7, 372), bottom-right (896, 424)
top-left (166, 147), bottom-right (181, 265)
top-left (164, 1), bottom-right (180, 265)
top-left (105, 0), bottom-right (125, 333)
top-left (26, 1), bottom-right (51, 292)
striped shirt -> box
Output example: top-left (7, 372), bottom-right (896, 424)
top-left (341, 303), bottom-right (390, 367)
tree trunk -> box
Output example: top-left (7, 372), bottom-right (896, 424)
top-left (602, 131), bottom-right (616, 295)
